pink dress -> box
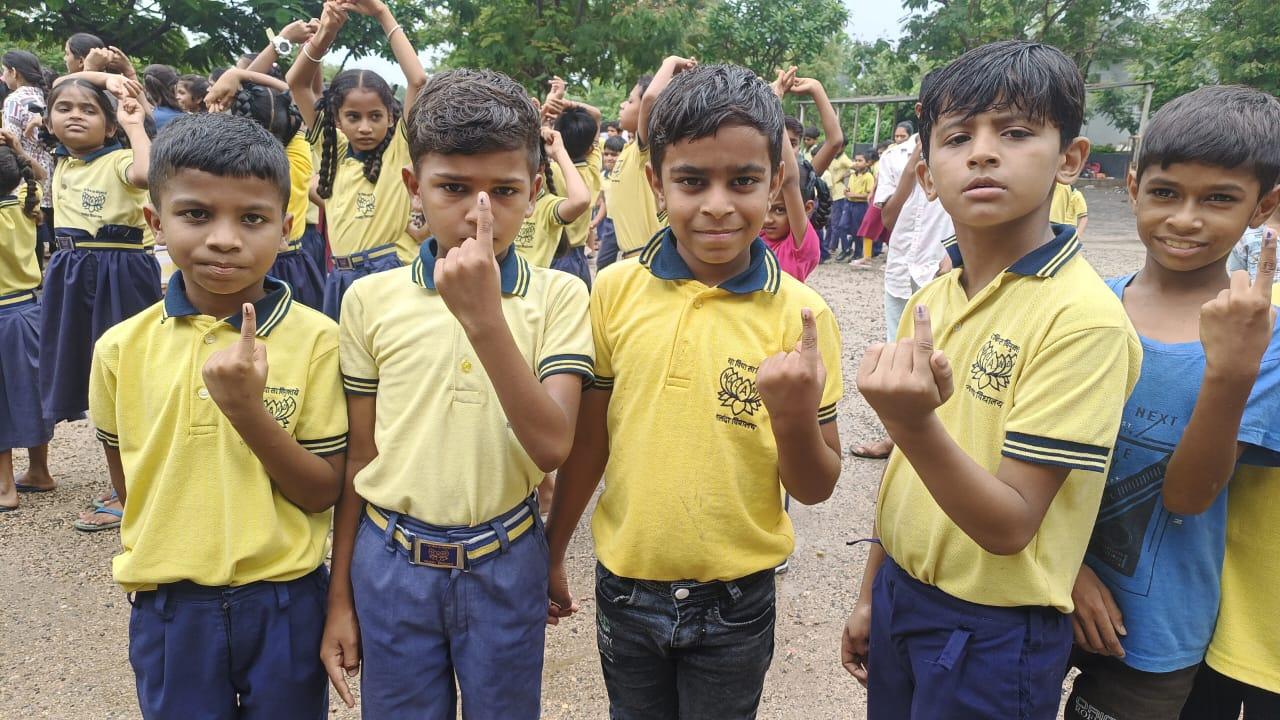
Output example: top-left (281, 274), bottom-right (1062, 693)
top-left (762, 220), bottom-right (820, 282)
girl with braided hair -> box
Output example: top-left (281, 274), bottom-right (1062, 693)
top-left (0, 129), bottom-right (56, 509)
top-left (3, 50), bottom-right (55, 266)
top-left (141, 64), bottom-right (183, 130)
top-left (512, 126), bottom-right (590, 270)
top-left (760, 137), bottom-right (829, 282)
top-left (204, 67), bottom-right (324, 309)
top-left (288, 0), bottom-right (426, 320)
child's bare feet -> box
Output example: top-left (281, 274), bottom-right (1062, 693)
top-left (14, 467), bottom-right (56, 492)
top-left (0, 484), bottom-right (17, 512)
top-left (0, 451), bottom-right (17, 511)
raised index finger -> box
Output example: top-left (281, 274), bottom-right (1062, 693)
top-left (913, 305), bottom-right (936, 366)
top-left (239, 303), bottom-right (257, 354)
top-left (474, 191), bottom-right (493, 249)
top-left (798, 307), bottom-right (819, 356)
top-left (1255, 229), bottom-right (1276, 303)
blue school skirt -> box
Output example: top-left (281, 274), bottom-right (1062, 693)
top-left (321, 244), bottom-right (401, 321)
top-left (300, 223), bottom-right (327, 274)
top-left (269, 247), bottom-right (325, 311)
top-left (551, 246), bottom-right (592, 290)
top-left (39, 226), bottom-right (162, 423)
top-left (0, 293), bottom-right (54, 450)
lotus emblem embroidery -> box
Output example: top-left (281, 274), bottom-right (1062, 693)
top-left (718, 367), bottom-right (762, 417)
top-left (81, 189), bottom-right (107, 215)
top-left (264, 396), bottom-right (297, 428)
top-left (969, 338), bottom-right (1016, 392)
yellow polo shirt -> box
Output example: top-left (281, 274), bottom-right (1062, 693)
top-left (551, 145), bottom-right (603, 248)
top-left (52, 142), bottom-right (150, 246)
top-left (1205, 464), bottom-right (1280, 692)
top-left (307, 114), bottom-right (413, 260)
top-left (604, 141), bottom-right (663, 255)
top-left (589, 230), bottom-right (844, 582)
top-left (339, 240), bottom-right (593, 526)
top-left (284, 133), bottom-right (311, 246)
top-left (513, 190), bottom-right (568, 268)
top-left (846, 170), bottom-right (875, 202)
top-left (0, 184), bottom-right (41, 299)
top-left (826, 154), bottom-right (854, 198)
top-left (877, 226), bottom-right (1141, 613)
top-left (1049, 183), bottom-right (1088, 227)
top-left (88, 276), bottom-right (348, 592)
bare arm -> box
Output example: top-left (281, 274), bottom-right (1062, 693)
top-left (288, 2), bottom-right (348, 129)
top-left (546, 388), bottom-right (610, 560)
top-left (779, 139), bottom-right (810, 250)
top-left (638, 55), bottom-right (696, 147)
top-left (881, 143), bottom-right (920, 231)
top-left (116, 95), bottom-right (152, 188)
top-left (791, 77), bottom-right (844, 176)
top-left (347, 0), bottom-right (427, 109)
top-left (103, 445), bottom-right (127, 505)
top-left (545, 128), bottom-right (590, 223)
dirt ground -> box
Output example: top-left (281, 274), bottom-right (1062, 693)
top-left (0, 185), bottom-right (1147, 718)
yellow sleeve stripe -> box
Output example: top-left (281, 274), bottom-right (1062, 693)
top-left (95, 428), bottom-right (120, 447)
top-left (299, 434), bottom-right (348, 456)
top-left (818, 403), bottom-right (838, 425)
top-left (538, 354), bottom-right (594, 381)
top-left (342, 374), bottom-right (379, 395)
top-left (1002, 432), bottom-right (1110, 472)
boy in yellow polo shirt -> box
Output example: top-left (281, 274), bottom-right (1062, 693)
top-left (321, 69), bottom-right (593, 718)
top-left (546, 63), bottom-right (844, 719)
top-left (1050, 178), bottom-right (1089, 233)
top-left (839, 41), bottom-right (1141, 719)
top-left (89, 113), bottom-right (347, 718)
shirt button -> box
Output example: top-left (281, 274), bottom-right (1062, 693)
top-left (674, 587), bottom-right (690, 600)
top-left (693, 300), bottom-right (704, 309)
top-left (197, 388), bottom-right (209, 400)
top-left (461, 360), bottom-right (473, 373)
top-left (203, 335), bottom-right (215, 345)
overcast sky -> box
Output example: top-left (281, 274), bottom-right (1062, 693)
top-left (343, 1), bottom-right (909, 87)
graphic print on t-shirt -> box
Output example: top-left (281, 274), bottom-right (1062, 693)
top-left (1088, 427), bottom-right (1175, 590)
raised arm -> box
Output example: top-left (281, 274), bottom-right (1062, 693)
top-left (778, 134), bottom-right (810, 250)
top-left (544, 127), bottom-right (590, 223)
top-left (288, 1), bottom-right (349, 129)
top-left (790, 77), bottom-right (844, 175)
top-left (205, 68), bottom-right (290, 113)
top-left (247, 19), bottom-right (319, 77)
top-left (638, 55), bottom-right (696, 147)
top-left (344, 0), bottom-right (427, 110)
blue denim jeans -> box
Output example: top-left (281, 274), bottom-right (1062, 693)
top-left (595, 562), bottom-right (776, 720)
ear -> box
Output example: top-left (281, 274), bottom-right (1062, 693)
top-left (1126, 168), bottom-right (1140, 211)
top-left (1249, 184), bottom-right (1280, 229)
top-left (527, 172), bottom-right (543, 219)
top-left (143, 202), bottom-right (163, 241)
top-left (804, 198), bottom-right (815, 215)
top-left (1055, 136), bottom-right (1091, 185)
top-left (645, 161), bottom-right (665, 212)
top-left (915, 153), bottom-right (937, 202)
top-left (914, 101), bottom-right (922, 118)
top-left (401, 165), bottom-right (420, 200)
top-left (280, 211), bottom-right (295, 243)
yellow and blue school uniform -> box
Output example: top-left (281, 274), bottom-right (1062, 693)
top-left (299, 136), bottom-right (327, 270)
top-left (266, 133), bottom-right (324, 310)
top-left (337, 239), bottom-right (592, 717)
top-left (586, 229), bottom-right (843, 714)
top-left (550, 145), bottom-right (603, 288)
top-left (604, 140), bottom-right (664, 258)
top-left (869, 226), bottom-right (1142, 719)
top-left (41, 142), bottom-right (161, 424)
top-left (0, 184), bottom-right (54, 450)
top-left (88, 274), bottom-right (346, 717)
top-left (512, 188), bottom-right (569, 269)
top-left (1049, 182), bottom-right (1088, 228)
top-left (307, 114), bottom-right (416, 320)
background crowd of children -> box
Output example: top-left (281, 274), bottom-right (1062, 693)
top-left (1, 5), bottom-right (1278, 719)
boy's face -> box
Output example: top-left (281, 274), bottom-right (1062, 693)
top-left (853, 155), bottom-right (867, 172)
top-left (618, 84), bottom-right (642, 134)
top-left (802, 135), bottom-right (817, 149)
top-left (1128, 161), bottom-right (1280, 273)
top-left (602, 149), bottom-right (619, 172)
top-left (146, 169), bottom-right (291, 297)
top-left (606, 126), bottom-right (620, 137)
top-left (786, 129), bottom-right (800, 152)
top-left (405, 148), bottom-right (541, 255)
top-left (646, 124), bottom-right (783, 271)
top-left (919, 109), bottom-right (1088, 230)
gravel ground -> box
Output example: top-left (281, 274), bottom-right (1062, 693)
top-left (0, 185), bottom-right (1146, 718)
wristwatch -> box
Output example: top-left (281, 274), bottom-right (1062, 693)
top-left (271, 34), bottom-right (293, 56)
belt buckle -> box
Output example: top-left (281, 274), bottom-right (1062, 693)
top-left (55, 235), bottom-right (75, 252)
top-left (333, 256), bottom-right (355, 270)
top-left (411, 538), bottom-right (467, 570)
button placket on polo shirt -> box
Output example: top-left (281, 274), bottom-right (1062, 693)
top-left (189, 318), bottom-right (222, 432)
top-left (665, 287), bottom-right (712, 389)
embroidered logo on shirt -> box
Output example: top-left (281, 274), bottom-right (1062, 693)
top-left (263, 386), bottom-right (300, 428)
top-left (716, 360), bottom-right (762, 430)
top-left (81, 188), bottom-right (107, 217)
top-left (966, 334), bottom-right (1019, 407)
top-left (355, 191), bottom-right (376, 218)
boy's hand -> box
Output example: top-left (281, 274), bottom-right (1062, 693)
top-left (280, 18), bottom-right (320, 44)
top-left (1071, 564), bottom-right (1126, 657)
top-left (1201, 230), bottom-right (1277, 380)
top-left (857, 305), bottom-right (953, 431)
top-left (541, 126), bottom-right (566, 157)
top-left (316, 1), bottom-right (350, 44)
top-left (547, 75), bottom-right (567, 102)
top-left (202, 304), bottom-right (269, 419)
top-left (320, 601), bottom-right (362, 708)
top-left (115, 95), bottom-right (146, 131)
top-left (770, 66), bottom-right (797, 99)
top-left (789, 76), bottom-right (826, 97)
top-left (204, 74), bottom-right (241, 113)
top-left (435, 192), bottom-right (504, 330)
top-left (107, 47), bottom-right (137, 79)
top-left (83, 47), bottom-right (113, 72)
top-left (758, 308), bottom-right (826, 423)
top-left (841, 600), bottom-right (872, 686)
top-left (547, 558), bottom-right (579, 626)
top-left (339, 0), bottom-right (387, 17)
top-left (663, 55), bottom-right (697, 76)
top-left (104, 74), bottom-right (143, 103)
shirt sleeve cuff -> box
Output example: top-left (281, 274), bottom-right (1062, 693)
top-left (95, 428), bottom-right (120, 448)
top-left (342, 374), bottom-right (379, 396)
top-left (537, 354), bottom-right (594, 382)
top-left (1001, 431), bottom-right (1110, 473)
top-left (298, 434), bottom-right (348, 457)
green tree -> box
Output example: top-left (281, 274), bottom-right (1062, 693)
top-left (695, 0), bottom-right (847, 76)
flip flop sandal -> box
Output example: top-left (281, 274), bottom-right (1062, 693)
top-left (848, 444), bottom-right (892, 460)
top-left (73, 505), bottom-right (123, 532)
top-left (91, 490), bottom-right (118, 510)
top-left (0, 504), bottom-right (17, 513)
top-left (14, 482), bottom-right (54, 493)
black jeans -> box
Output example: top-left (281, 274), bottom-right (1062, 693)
top-left (595, 562), bottom-right (776, 720)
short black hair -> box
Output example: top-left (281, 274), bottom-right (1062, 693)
top-left (604, 135), bottom-right (626, 153)
top-left (918, 40), bottom-right (1084, 160)
top-left (554, 106), bottom-right (598, 162)
top-left (148, 113), bottom-right (290, 209)
top-left (784, 116), bottom-right (804, 139)
top-left (635, 75), bottom-right (654, 98)
top-left (1137, 85), bottom-right (1280, 197)
top-left (803, 125), bottom-right (820, 139)
top-left (405, 68), bottom-right (540, 176)
top-left (604, 120), bottom-right (620, 132)
top-left (647, 64), bottom-right (784, 176)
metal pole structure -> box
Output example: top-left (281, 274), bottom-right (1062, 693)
top-left (1133, 83), bottom-right (1154, 170)
top-left (853, 104), bottom-right (861, 149)
top-left (872, 104), bottom-right (882, 146)
top-left (798, 102), bottom-right (805, 125)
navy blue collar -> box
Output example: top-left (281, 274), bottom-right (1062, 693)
top-left (411, 239), bottom-right (531, 297)
top-left (0, 194), bottom-right (15, 205)
top-left (346, 145), bottom-right (372, 162)
top-left (638, 228), bottom-right (781, 294)
top-left (161, 274), bottom-right (294, 336)
top-left (53, 141), bottom-right (122, 163)
top-left (943, 224), bottom-right (1081, 279)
